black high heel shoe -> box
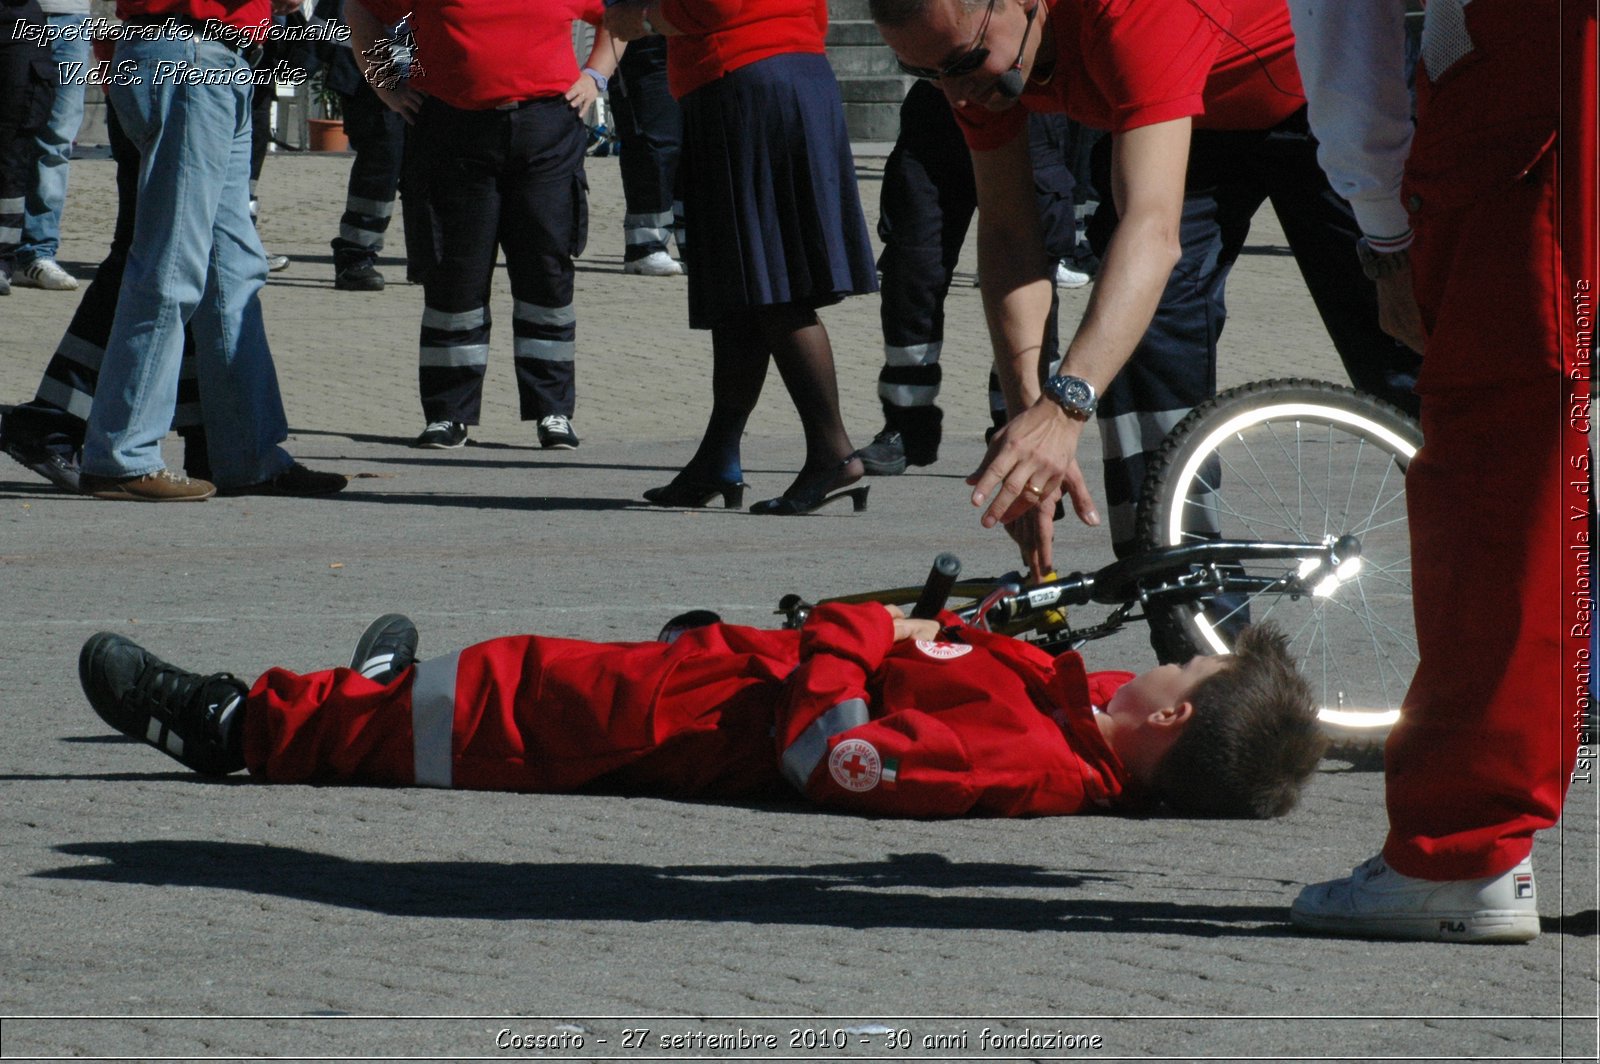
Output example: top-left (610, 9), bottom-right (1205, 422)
top-left (748, 461), bottom-right (869, 516)
top-left (642, 471), bottom-right (749, 509)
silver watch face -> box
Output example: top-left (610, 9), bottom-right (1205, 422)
top-left (1046, 375), bottom-right (1096, 416)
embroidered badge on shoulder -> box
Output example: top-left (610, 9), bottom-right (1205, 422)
top-left (828, 738), bottom-right (883, 792)
top-left (914, 640), bottom-right (973, 660)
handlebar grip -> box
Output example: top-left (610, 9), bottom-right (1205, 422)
top-left (911, 553), bottom-right (962, 619)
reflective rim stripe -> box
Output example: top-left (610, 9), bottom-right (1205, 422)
top-left (409, 651), bottom-right (459, 788)
top-left (37, 377), bottom-right (94, 420)
top-left (780, 698), bottom-right (870, 791)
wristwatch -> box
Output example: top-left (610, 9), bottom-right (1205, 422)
top-left (1041, 374), bottom-right (1097, 420)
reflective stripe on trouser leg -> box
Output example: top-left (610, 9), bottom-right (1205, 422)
top-left (878, 341), bottom-right (943, 409)
top-left (780, 698), bottom-right (871, 791)
top-left (418, 304), bottom-right (491, 424)
top-left (334, 193), bottom-right (395, 264)
top-left (409, 651), bottom-right (459, 788)
top-left (623, 209), bottom-right (674, 259)
top-left (0, 196), bottom-right (23, 250)
top-left (34, 331), bottom-right (104, 421)
top-left (1099, 406), bottom-right (1193, 546)
top-left (513, 299), bottom-right (576, 419)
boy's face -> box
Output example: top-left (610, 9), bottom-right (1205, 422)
top-left (1098, 655), bottom-right (1230, 777)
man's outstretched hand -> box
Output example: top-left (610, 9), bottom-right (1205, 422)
top-left (967, 400), bottom-right (1101, 579)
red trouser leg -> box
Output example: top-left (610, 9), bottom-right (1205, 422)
top-left (1382, 0), bottom-right (1596, 880)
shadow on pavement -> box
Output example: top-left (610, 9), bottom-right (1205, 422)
top-left (41, 840), bottom-right (1312, 937)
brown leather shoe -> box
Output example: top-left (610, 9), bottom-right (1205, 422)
top-left (219, 462), bottom-right (347, 497)
top-left (81, 469), bottom-right (216, 502)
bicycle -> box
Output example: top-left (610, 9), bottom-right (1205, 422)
top-left (776, 379), bottom-right (1423, 755)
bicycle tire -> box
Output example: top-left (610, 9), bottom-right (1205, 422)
top-left (1134, 379), bottom-right (1423, 751)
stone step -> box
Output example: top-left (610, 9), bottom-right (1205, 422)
top-left (826, 19), bottom-right (888, 46)
top-left (827, 42), bottom-right (906, 76)
top-left (835, 74), bottom-right (915, 104)
top-left (830, 0), bottom-right (875, 21)
top-left (841, 100), bottom-right (904, 142)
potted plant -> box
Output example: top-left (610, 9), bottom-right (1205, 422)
top-left (307, 70), bottom-right (349, 152)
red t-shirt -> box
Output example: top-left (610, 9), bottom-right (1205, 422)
top-left (116, 0), bottom-right (272, 34)
top-left (361, 0), bottom-right (604, 111)
top-left (956, 0), bottom-right (1306, 151)
top-left (657, 0), bottom-right (828, 99)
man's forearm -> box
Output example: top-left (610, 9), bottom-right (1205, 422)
top-left (344, 0), bottom-right (386, 83)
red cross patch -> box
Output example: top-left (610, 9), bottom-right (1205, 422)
top-left (828, 738), bottom-right (883, 792)
top-left (915, 640), bottom-right (973, 660)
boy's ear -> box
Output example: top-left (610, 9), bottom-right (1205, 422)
top-left (1151, 701), bottom-right (1194, 729)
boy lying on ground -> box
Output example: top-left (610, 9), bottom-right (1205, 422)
top-left (78, 603), bottom-right (1324, 818)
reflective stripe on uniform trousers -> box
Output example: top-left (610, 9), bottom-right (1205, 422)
top-left (409, 651), bottom-right (460, 788)
top-left (779, 698), bottom-right (871, 790)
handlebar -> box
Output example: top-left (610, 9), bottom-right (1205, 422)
top-left (911, 553), bottom-right (962, 619)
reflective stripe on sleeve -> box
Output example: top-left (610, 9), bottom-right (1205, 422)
top-left (409, 651), bottom-right (460, 788)
top-left (780, 698), bottom-right (870, 791)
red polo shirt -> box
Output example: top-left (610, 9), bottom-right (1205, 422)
top-left (116, 0), bottom-right (272, 34)
top-left (657, 0), bottom-right (828, 98)
top-left (956, 0), bottom-right (1306, 151)
top-left (361, 0), bottom-right (605, 111)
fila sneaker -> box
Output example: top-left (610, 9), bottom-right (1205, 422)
top-left (1291, 853), bottom-right (1540, 943)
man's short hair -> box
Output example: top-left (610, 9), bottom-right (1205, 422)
top-left (1150, 623), bottom-right (1325, 818)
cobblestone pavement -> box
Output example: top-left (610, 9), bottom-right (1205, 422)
top-left (0, 149), bottom-right (1594, 1062)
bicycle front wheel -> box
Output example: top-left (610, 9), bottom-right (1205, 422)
top-left (1135, 379), bottom-right (1423, 750)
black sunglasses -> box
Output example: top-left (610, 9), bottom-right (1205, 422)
top-left (895, 0), bottom-right (999, 81)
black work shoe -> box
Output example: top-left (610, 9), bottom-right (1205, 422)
top-left (79, 633), bottom-right (248, 776)
top-left (414, 420), bottom-right (469, 449)
top-left (857, 429), bottom-right (908, 476)
top-left (218, 462), bottom-right (347, 497)
top-left (334, 262), bottom-right (385, 291)
top-left (0, 427), bottom-right (82, 493)
top-left (348, 614), bottom-right (419, 683)
top-left (656, 609), bottom-right (723, 644)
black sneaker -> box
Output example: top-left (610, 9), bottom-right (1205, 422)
top-left (415, 420), bottom-right (468, 449)
top-left (335, 262), bottom-right (385, 291)
top-left (0, 425), bottom-right (82, 493)
top-left (78, 632), bottom-right (248, 776)
top-left (348, 614), bottom-right (419, 683)
top-left (657, 609), bottom-right (723, 644)
top-left (537, 414), bottom-right (579, 450)
top-left (218, 462), bottom-right (347, 497)
top-left (857, 429), bottom-right (908, 476)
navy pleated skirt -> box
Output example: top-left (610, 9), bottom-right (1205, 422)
top-left (677, 52), bottom-right (879, 331)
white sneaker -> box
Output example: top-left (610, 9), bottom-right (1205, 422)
top-left (1291, 854), bottom-right (1540, 943)
top-left (15, 259), bottom-right (79, 291)
top-left (1054, 261), bottom-right (1091, 288)
top-left (623, 250), bottom-right (683, 277)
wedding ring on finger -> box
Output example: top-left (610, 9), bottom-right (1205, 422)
top-left (1022, 482), bottom-right (1046, 498)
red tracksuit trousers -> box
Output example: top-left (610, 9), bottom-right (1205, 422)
top-left (1382, 0), bottom-right (1596, 879)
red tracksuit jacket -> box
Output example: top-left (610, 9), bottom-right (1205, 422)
top-left (244, 603), bottom-right (1135, 817)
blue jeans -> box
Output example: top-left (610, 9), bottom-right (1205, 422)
top-left (84, 34), bottom-right (290, 486)
top-left (18, 12), bottom-right (88, 265)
